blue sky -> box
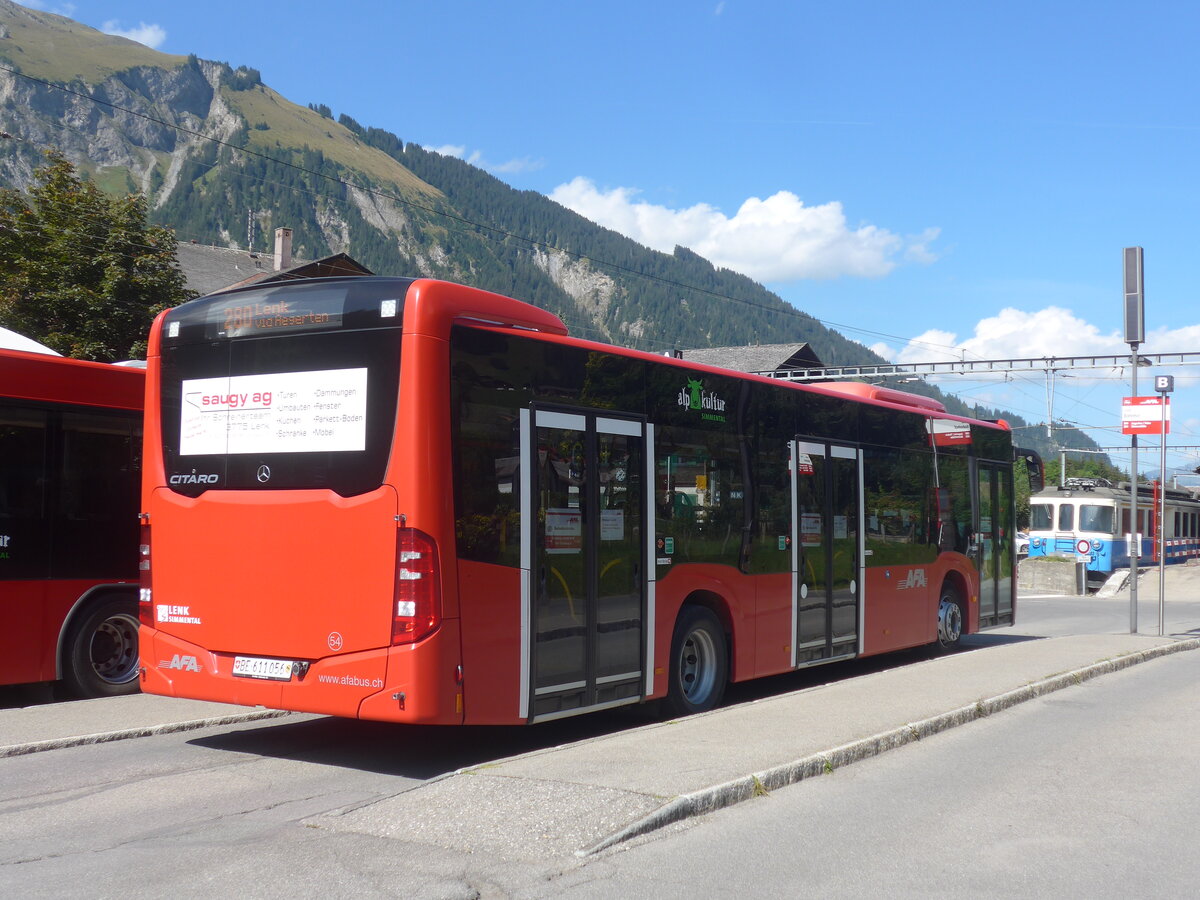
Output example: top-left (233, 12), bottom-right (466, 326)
top-left (25, 1), bottom-right (1200, 477)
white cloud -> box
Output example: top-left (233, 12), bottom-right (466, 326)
top-left (490, 156), bottom-right (544, 174)
top-left (549, 177), bottom-right (933, 282)
top-left (100, 20), bottom-right (167, 49)
top-left (423, 145), bottom-right (543, 175)
top-left (426, 144), bottom-right (467, 159)
top-left (904, 227), bottom-right (941, 265)
top-left (873, 306), bottom-right (1127, 365)
top-left (873, 306), bottom-right (1200, 369)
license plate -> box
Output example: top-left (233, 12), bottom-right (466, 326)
top-left (232, 656), bottom-right (296, 681)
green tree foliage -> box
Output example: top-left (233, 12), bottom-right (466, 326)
top-left (337, 113), bottom-right (363, 135)
top-left (225, 66), bottom-right (262, 91)
top-left (0, 151), bottom-right (193, 361)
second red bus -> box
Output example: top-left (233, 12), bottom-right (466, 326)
top-left (1, 348), bottom-right (143, 697)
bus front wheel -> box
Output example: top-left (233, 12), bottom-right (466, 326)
top-left (62, 595), bottom-right (141, 698)
top-left (665, 606), bottom-right (728, 717)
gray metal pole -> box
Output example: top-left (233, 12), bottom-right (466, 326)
top-left (1159, 401), bottom-right (1167, 636)
top-left (1130, 346), bottom-right (1139, 633)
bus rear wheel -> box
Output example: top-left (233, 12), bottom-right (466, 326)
top-left (665, 606), bottom-right (728, 717)
top-left (62, 595), bottom-right (141, 698)
top-left (935, 585), bottom-right (963, 653)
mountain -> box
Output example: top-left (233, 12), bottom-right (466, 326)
top-left (0, 0), bottom-right (1094, 465)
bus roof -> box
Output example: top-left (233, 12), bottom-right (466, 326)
top-left (160, 275), bottom-right (999, 430)
top-left (0, 348), bottom-right (145, 411)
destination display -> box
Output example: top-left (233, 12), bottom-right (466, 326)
top-left (207, 290), bottom-right (346, 338)
top-left (180, 367), bottom-right (368, 455)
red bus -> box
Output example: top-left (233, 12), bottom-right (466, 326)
top-left (138, 277), bottom-right (1042, 723)
top-left (1, 348), bottom-right (144, 697)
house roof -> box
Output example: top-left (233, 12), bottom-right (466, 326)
top-left (174, 243), bottom-right (373, 298)
top-left (677, 342), bottom-right (824, 375)
top-left (175, 242), bottom-right (281, 296)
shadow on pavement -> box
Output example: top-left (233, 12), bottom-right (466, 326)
top-left (187, 706), bottom-right (661, 779)
top-left (0, 681), bottom-right (61, 711)
top-left (185, 633), bottom-right (1045, 778)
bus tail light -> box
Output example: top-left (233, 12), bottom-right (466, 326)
top-left (138, 521), bottom-right (153, 626)
top-left (392, 528), bottom-right (441, 644)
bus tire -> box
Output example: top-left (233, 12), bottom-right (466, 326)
top-left (61, 594), bottom-right (141, 698)
top-left (665, 606), bottom-right (728, 717)
top-left (934, 583), bottom-right (963, 653)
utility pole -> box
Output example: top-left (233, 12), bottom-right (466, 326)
top-left (1154, 375), bottom-right (1174, 636)
top-left (1124, 247), bottom-right (1145, 634)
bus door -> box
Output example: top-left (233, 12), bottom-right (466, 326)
top-left (522, 409), bottom-right (645, 721)
top-left (974, 461), bottom-right (1014, 627)
top-left (791, 440), bottom-right (863, 666)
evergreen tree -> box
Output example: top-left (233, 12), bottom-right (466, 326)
top-left (0, 151), bottom-right (194, 361)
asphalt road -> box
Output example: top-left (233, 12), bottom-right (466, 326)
top-left (2, 581), bottom-right (1198, 898)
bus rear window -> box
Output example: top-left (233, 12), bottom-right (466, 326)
top-left (179, 367), bottom-right (368, 456)
top-left (159, 283), bottom-right (404, 497)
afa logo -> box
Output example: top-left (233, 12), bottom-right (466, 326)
top-left (677, 379), bottom-right (727, 421)
top-left (159, 654), bottom-right (203, 673)
top-left (897, 569), bottom-right (928, 590)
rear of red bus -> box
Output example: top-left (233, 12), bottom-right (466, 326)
top-left (137, 277), bottom-right (465, 723)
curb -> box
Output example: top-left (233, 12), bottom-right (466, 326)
top-left (579, 637), bottom-right (1200, 856)
top-left (0, 708), bottom-right (291, 758)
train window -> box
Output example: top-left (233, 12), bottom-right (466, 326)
top-left (1030, 503), bottom-right (1052, 530)
top-left (1057, 504), bottom-right (1074, 530)
top-left (1079, 505), bottom-right (1115, 534)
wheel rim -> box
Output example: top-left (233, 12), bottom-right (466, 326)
top-left (89, 613), bottom-right (140, 684)
top-left (679, 626), bottom-right (718, 705)
top-left (938, 598), bottom-right (962, 645)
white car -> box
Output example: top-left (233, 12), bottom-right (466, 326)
top-left (1015, 531), bottom-right (1030, 555)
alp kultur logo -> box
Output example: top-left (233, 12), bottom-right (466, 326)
top-left (678, 378), bottom-right (727, 422)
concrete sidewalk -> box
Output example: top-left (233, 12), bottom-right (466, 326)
top-left (3, 633), bottom-right (1197, 858)
top-left (315, 633), bottom-right (1200, 858)
top-left (0, 693), bottom-right (289, 757)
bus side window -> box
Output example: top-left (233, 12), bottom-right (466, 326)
top-left (54, 411), bottom-right (140, 578)
top-left (0, 404), bottom-right (51, 579)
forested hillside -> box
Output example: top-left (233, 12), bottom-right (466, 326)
top-left (0, 0), bottom-right (1103, 465)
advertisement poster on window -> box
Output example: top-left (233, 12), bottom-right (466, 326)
top-left (180, 368), bottom-right (368, 455)
top-left (545, 508), bottom-right (583, 553)
top-left (800, 512), bottom-right (823, 546)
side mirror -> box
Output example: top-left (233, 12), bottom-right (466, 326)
top-left (1015, 447), bottom-right (1044, 493)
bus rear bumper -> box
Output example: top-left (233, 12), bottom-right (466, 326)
top-left (138, 621), bottom-right (463, 724)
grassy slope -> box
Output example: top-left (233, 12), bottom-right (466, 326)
top-left (0, 0), bottom-right (187, 81)
top-left (230, 85), bottom-right (440, 200)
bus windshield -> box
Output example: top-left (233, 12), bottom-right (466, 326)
top-left (158, 278), bottom-right (410, 496)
